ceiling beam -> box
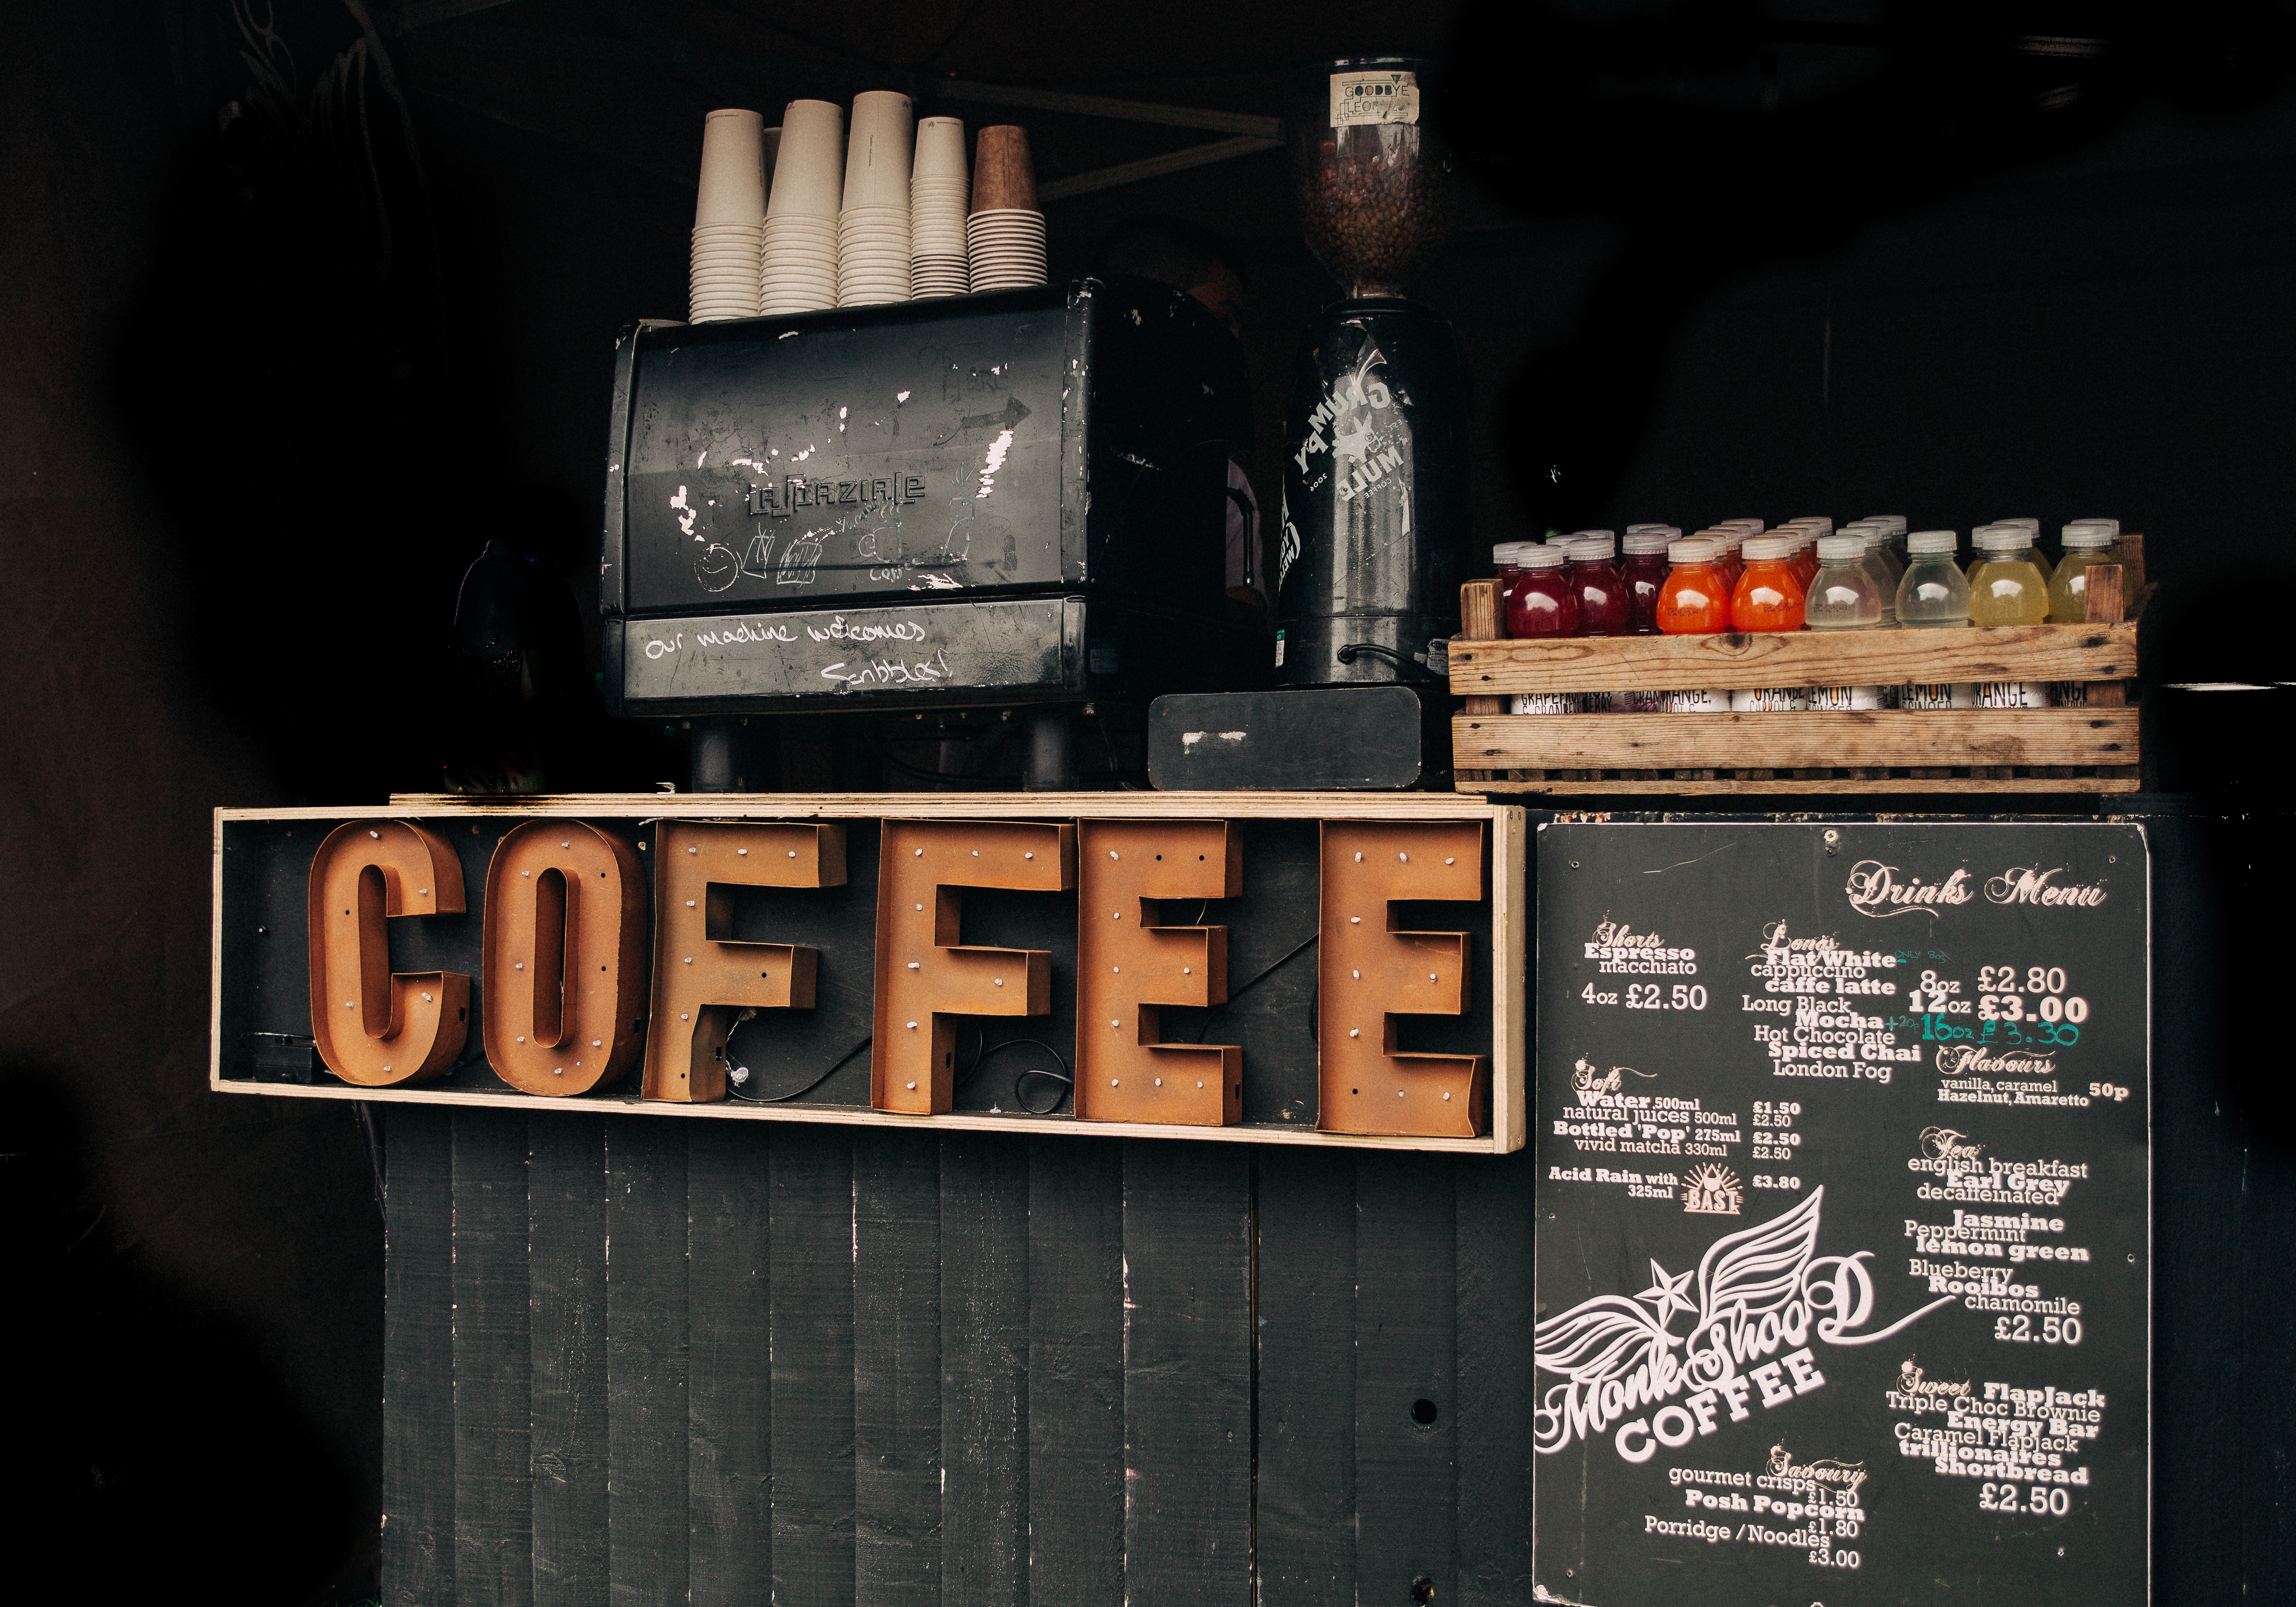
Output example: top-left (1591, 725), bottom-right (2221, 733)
top-left (1038, 135), bottom-right (1281, 203)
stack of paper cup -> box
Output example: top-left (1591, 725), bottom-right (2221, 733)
top-left (910, 116), bottom-right (969, 298)
top-left (690, 109), bottom-right (767, 322)
top-left (762, 99), bottom-right (843, 316)
top-left (837, 91), bottom-right (914, 308)
top-left (967, 125), bottom-right (1046, 291)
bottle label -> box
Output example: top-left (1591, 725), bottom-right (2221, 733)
top-left (1623, 689), bottom-right (1668, 713)
top-left (1330, 70), bottom-right (1420, 127)
top-left (1900, 682), bottom-right (1977, 710)
top-left (2053, 680), bottom-right (2090, 708)
top-left (1975, 680), bottom-right (2051, 709)
top-left (1730, 687), bottom-right (1808, 712)
top-left (1806, 684), bottom-right (1884, 711)
top-left (1664, 689), bottom-right (1725, 713)
top-left (1511, 692), bottom-right (1582, 716)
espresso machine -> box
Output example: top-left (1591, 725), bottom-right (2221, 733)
top-left (1149, 54), bottom-right (1467, 790)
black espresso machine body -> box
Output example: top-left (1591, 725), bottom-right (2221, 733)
top-left (600, 278), bottom-right (1252, 715)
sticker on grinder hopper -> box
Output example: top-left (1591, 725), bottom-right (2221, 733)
top-left (1330, 70), bottom-right (1419, 127)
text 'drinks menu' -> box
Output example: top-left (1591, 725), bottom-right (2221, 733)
top-left (1533, 821), bottom-right (2148, 1607)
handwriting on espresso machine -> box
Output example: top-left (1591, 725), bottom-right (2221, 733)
top-left (301, 816), bottom-right (1490, 1136)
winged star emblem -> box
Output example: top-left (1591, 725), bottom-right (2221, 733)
top-left (1532, 1187), bottom-right (1952, 1459)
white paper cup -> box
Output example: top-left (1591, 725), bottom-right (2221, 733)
top-left (768, 100), bottom-right (845, 219)
top-left (914, 115), bottom-right (966, 186)
top-left (842, 90), bottom-right (915, 210)
top-left (695, 109), bottom-right (766, 227)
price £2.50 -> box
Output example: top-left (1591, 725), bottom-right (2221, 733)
top-left (1582, 983), bottom-right (1707, 1010)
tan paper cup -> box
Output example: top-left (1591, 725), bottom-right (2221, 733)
top-left (842, 90), bottom-right (915, 211)
top-left (695, 109), bottom-right (767, 227)
top-left (768, 100), bottom-right (846, 219)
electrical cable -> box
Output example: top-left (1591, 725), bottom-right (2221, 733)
top-left (956, 1025), bottom-right (1076, 1114)
top-left (725, 1017), bottom-right (873, 1103)
top-left (1183, 931), bottom-right (1319, 1041)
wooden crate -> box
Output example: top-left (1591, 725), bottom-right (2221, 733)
top-left (1449, 548), bottom-right (2146, 795)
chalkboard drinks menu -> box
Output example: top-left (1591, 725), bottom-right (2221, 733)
top-left (1534, 821), bottom-right (2147, 1606)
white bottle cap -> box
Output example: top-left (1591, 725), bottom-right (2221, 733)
top-left (1566, 534), bottom-right (1617, 560)
top-left (1518, 544), bottom-right (1568, 569)
top-left (1668, 538), bottom-right (1720, 563)
top-left (1997, 517), bottom-right (2040, 534)
top-left (1865, 515), bottom-right (1909, 535)
top-left (1973, 525), bottom-right (2027, 552)
top-left (2062, 525), bottom-right (2118, 549)
top-left (1741, 536), bottom-right (1790, 560)
top-left (2069, 517), bottom-right (2120, 537)
top-left (1906, 529), bottom-right (1958, 555)
top-left (1622, 530), bottom-right (1674, 554)
top-left (1569, 529), bottom-right (1617, 542)
top-left (1719, 518), bottom-right (1765, 534)
top-left (1625, 523), bottom-right (1672, 536)
top-left (1793, 517), bottom-right (1834, 538)
top-left (1815, 534), bottom-right (1864, 561)
top-left (1492, 543), bottom-right (1522, 564)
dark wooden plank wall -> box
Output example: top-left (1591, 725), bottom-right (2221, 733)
top-left (382, 1109), bottom-right (1536, 1606)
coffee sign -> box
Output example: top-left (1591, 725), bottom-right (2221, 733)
top-left (214, 797), bottom-right (1526, 1151)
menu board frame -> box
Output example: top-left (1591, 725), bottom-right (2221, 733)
top-left (1531, 816), bottom-right (2150, 1607)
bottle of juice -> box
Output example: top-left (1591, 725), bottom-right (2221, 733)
top-left (1988, 517), bottom-right (2054, 583)
top-left (1707, 528), bottom-right (1746, 591)
top-left (1805, 534), bottom-right (1883, 629)
top-left (1504, 543), bottom-right (1581, 638)
top-left (1787, 531), bottom-right (1820, 591)
top-left (1657, 538), bottom-right (1732, 634)
top-left (1730, 537), bottom-right (1806, 632)
top-left (2047, 522), bottom-right (2125, 621)
top-left (1563, 534), bottom-right (1630, 635)
top-left (1864, 514), bottom-right (1909, 563)
top-left (1492, 543), bottom-right (1528, 637)
top-left (1855, 530), bottom-right (1901, 623)
top-left (1969, 526), bottom-right (2049, 624)
top-left (1895, 530), bottom-right (1971, 626)
top-left (1621, 530), bottom-right (1672, 634)
top-left (1968, 526), bottom-right (2051, 706)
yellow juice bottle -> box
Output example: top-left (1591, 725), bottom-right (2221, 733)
top-left (1968, 525), bottom-right (2049, 625)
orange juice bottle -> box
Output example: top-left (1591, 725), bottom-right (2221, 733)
top-left (1657, 538), bottom-right (1733, 633)
top-left (1730, 537), bottom-right (1806, 631)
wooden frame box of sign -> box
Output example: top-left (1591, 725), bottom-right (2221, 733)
top-left (211, 792), bottom-right (1528, 1154)
top-left (1449, 542), bottom-right (2149, 796)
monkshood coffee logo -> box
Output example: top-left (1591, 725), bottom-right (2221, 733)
top-left (1532, 1189), bottom-right (1953, 1464)
top-left (1846, 859), bottom-right (2110, 918)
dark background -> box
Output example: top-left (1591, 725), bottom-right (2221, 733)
top-left (6, 1), bottom-right (2294, 1600)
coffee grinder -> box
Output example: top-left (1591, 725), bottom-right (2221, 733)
top-left (1274, 55), bottom-right (1468, 689)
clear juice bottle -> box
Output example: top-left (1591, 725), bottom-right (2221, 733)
top-left (1657, 538), bottom-right (1732, 634)
top-left (1620, 529), bottom-right (1673, 634)
top-left (1504, 544), bottom-right (1581, 638)
top-left (1805, 534), bottom-right (1883, 629)
top-left (1730, 537), bottom-right (1806, 632)
top-left (1896, 530), bottom-right (1971, 626)
top-left (2047, 521), bottom-right (2124, 622)
top-left (1565, 534), bottom-right (1632, 635)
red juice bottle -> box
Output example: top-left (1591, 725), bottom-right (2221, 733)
top-left (1504, 544), bottom-right (1580, 637)
top-left (1620, 529), bottom-right (1673, 634)
top-left (1564, 533), bottom-right (1631, 636)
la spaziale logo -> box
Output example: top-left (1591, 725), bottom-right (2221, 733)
top-left (1843, 860), bottom-right (2109, 919)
